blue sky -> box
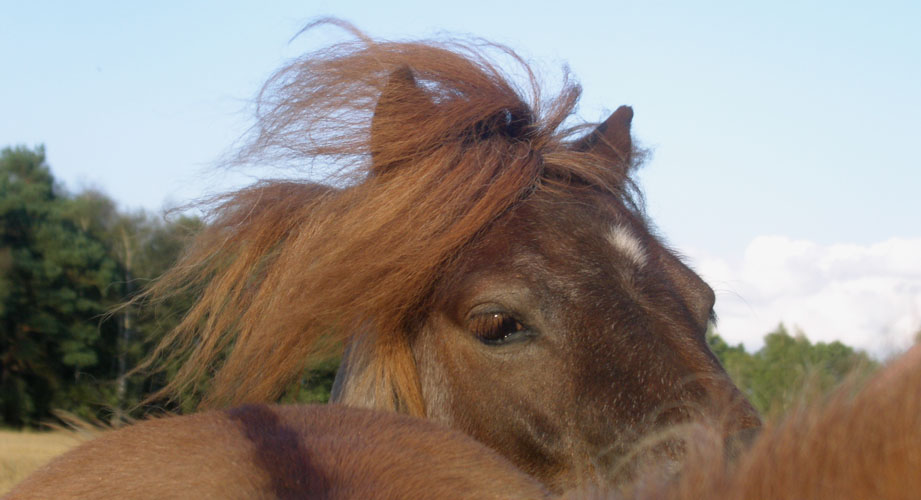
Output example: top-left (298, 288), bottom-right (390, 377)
top-left (2, 1), bottom-right (919, 354)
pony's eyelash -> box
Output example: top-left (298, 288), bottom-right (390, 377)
top-left (468, 312), bottom-right (527, 345)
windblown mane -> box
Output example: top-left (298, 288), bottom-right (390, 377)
top-left (144, 19), bottom-right (641, 412)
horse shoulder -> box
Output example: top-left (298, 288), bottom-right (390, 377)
top-left (5, 410), bottom-right (269, 500)
top-left (6, 405), bottom-right (549, 500)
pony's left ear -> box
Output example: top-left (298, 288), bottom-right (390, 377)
top-left (370, 66), bottom-right (437, 175)
top-left (572, 105), bottom-right (634, 172)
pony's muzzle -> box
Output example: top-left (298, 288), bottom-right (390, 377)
top-left (724, 426), bottom-right (761, 460)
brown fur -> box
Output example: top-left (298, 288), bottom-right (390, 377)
top-left (140, 19), bottom-right (759, 491)
top-left (10, 347), bottom-right (919, 499)
top-left (5, 405), bottom-right (550, 500)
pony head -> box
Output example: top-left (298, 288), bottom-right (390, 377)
top-left (148, 20), bottom-right (759, 491)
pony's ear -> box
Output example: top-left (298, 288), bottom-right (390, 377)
top-left (573, 105), bottom-right (634, 171)
top-left (370, 67), bottom-right (436, 174)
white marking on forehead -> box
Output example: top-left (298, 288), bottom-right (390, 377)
top-left (606, 224), bottom-right (647, 267)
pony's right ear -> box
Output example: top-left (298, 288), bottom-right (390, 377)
top-left (370, 66), bottom-right (436, 175)
top-left (572, 105), bottom-right (634, 174)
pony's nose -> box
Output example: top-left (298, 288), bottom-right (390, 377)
top-left (724, 426), bottom-right (760, 459)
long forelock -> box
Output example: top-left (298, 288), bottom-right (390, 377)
top-left (145, 19), bottom-right (640, 411)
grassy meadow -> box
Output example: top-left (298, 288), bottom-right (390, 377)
top-left (0, 429), bottom-right (86, 494)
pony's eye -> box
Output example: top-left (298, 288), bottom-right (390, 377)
top-left (469, 312), bottom-right (527, 345)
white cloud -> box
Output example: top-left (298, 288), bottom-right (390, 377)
top-left (689, 236), bottom-right (921, 358)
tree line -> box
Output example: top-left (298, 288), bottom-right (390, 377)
top-left (0, 145), bottom-right (204, 427)
top-left (0, 145), bottom-right (883, 428)
top-left (707, 325), bottom-right (877, 416)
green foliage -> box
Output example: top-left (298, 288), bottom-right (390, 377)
top-left (0, 145), bottom-right (203, 427)
top-left (281, 358), bottom-right (341, 405)
top-left (1, 146), bottom-right (119, 426)
top-left (0, 145), bottom-right (335, 427)
top-left (708, 324), bottom-right (878, 416)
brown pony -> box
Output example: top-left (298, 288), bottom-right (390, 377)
top-left (137, 20), bottom-right (758, 491)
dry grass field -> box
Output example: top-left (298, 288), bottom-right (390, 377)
top-left (0, 429), bottom-right (87, 494)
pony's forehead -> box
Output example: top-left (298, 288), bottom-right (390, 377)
top-left (430, 194), bottom-right (658, 326)
top-left (448, 186), bottom-right (651, 276)
top-left (526, 183), bottom-right (647, 232)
